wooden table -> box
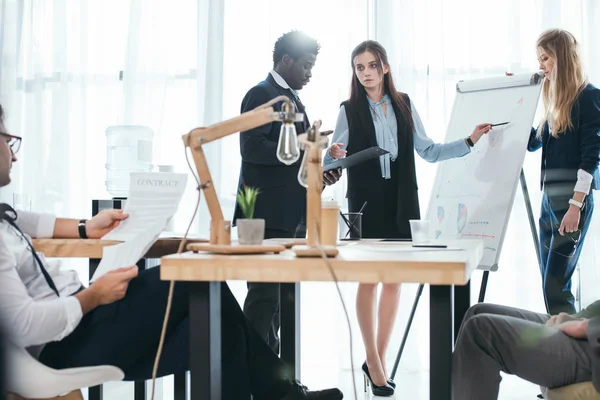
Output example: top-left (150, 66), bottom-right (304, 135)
top-left (161, 239), bottom-right (484, 400)
top-left (32, 238), bottom-right (206, 259)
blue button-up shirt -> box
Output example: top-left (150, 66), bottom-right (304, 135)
top-left (323, 96), bottom-right (471, 178)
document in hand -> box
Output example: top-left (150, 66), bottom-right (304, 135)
top-left (91, 172), bottom-right (188, 281)
top-left (91, 218), bottom-right (166, 281)
top-left (102, 172), bottom-right (188, 241)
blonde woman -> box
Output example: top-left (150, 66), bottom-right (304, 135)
top-left (527, 29), bottom-right (600, 315)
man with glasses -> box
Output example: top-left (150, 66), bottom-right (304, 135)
top-left (0, 128), bottom-right (20, 186)
top-left (0, 104), bottom-right (343, 400)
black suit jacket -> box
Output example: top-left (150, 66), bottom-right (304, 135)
top-left (528, 83), bottom-right (600, 198)
top-left (233, 74), bottom-right (310, 233)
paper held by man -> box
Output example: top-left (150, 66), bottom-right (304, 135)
top-left (91, 172), bottom-right (187, 281)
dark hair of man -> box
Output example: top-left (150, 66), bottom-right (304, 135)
top-left (272, 30), bottom-right (320, 68)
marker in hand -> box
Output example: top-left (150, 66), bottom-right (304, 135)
top-left (491, 122), bottom-right (510, 127)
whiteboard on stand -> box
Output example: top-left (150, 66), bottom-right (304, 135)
top-left (426, 72), bottom-right (544, 271)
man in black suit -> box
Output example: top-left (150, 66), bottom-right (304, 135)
top-left (234, 30), bottom-right (319, 353)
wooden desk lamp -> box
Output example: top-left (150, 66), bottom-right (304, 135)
top-left (183, 95), bottom-right (338, 257)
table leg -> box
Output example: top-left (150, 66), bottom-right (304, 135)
top-left (453, 281), bottom-right (471, 343)
top-left (280, 282), bottom-right (301, 380)
top-left (430, 285), bottom-right (452, 400)
top-left (174, 372), bottom-right (186, 400)
top-left (89, 258), bottom-right (103, 400)
top-left (134, 382), bottom-right (146, 400)
top-left (189, 282), bottom-right (221, 400)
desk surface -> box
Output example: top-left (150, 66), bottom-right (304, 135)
top-left (32, 237), bottom-right (206, 259)
top-left (160, 240), bottom-right (483, 285)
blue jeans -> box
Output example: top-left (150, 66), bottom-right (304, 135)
top-left (539, 192), bottom-right (594, 314)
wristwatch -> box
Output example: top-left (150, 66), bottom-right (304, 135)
top-left (568, 199), bottom-right (583, 209)
top-left (78, 219), bottom-right (88, 239)
top-left (465, 137), bottom-right (474, 147)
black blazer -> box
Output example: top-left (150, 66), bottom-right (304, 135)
top-left (342, 92), bottom-right (420, 237)
top-left (233, 74), bottom-right (310, 233)
top-left (528, 83), bottom-right (600, 199)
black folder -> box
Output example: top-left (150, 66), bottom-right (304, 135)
top-left (323, 146), bottom-right (389, 172)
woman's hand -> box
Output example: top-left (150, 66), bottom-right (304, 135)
top-left (470, 124), bottom-right (493, 145)
top-left (559, 206), bottom-right (580, 236)
top-left (86, 209), bottom-right (129, 239)
top-left (329, 143), bottom-right (347, 159)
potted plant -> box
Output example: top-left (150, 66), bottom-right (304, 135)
top-left (236, 185), bottom-right (265, 245)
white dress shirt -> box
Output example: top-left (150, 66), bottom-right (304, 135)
top-left (270, 69), bottom-right (297, 95)
top-left (0, 211), bottom-right (83, 356)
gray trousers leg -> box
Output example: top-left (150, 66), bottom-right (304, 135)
top-left (452, 303), bottom-right (594, 400)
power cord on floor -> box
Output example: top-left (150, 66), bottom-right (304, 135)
top-left (313, 219), bottom-right (358, 400)
top-left (150, 144), bottom-right (202, 400)
top-left (150, 140), bottom-right (358, 400)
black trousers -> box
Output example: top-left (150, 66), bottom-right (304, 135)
top-left (39, 267), bottom-right (294, 400)
top-left (243, 228), bottom-right (304, 354)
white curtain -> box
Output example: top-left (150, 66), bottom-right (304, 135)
top-left (0, 0), bottom-right (224, 236)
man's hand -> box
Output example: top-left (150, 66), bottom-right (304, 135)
top-left (557, 319), bottom-right (589, 339)
top-left (86, 209), bottom-right (129, 239)
top-left (323, 168), bottom-right (342, 186)
top-left (75, 266), bottom-right (139, 314)
top-left (545, 312), bottom-right (583, 327)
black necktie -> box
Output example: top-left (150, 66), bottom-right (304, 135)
top-left (0, 203), bottom-right (60, 297)
top-left (288, 91), bottom-right (310, 132)
top-left (291, 92), bottom-right (305, 113)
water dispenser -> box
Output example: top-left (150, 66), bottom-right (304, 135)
top-left (105, 125), bottom-right (154, 198)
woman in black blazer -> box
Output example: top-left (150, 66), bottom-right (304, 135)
top-left (324, 40), bottom-right (491, 396)
top-left (527, 29), bottom-right (600, 315)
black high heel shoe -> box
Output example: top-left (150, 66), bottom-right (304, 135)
top-left (387, 379), bottom-right (396, 388)
top-left (362, 362), bottom-right (394, 397)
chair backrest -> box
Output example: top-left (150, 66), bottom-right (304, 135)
top-left (5, 341), bottom-right (124, 398)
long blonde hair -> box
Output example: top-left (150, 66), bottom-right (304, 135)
top-left (537, 29), bottom-right (588, 137)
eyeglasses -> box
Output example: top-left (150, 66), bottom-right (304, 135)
top-left (543, 230), bottom-right (581, 258)
top-left (0, 132), bottom-right (22, 155)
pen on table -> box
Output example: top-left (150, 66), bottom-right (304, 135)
top-left (412, 244), bottom-right (448, 248)
top-left (491, 122), bottom-right (510, 127)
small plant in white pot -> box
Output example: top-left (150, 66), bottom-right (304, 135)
top-left (236, 186), bottom-right (265, 245)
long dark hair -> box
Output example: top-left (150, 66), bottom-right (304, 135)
top-left (348, 41), bottom-right (414, 136)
